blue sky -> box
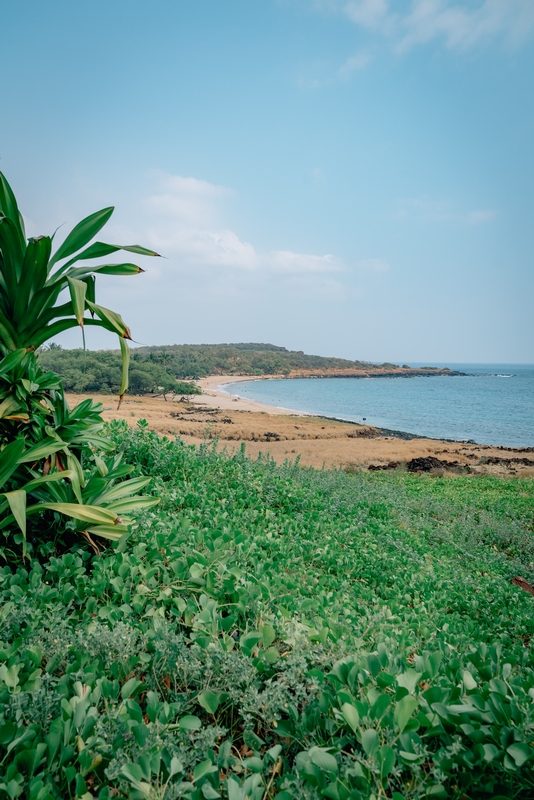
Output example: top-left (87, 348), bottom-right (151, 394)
top-left (2, 0), bottom-right (533, 363)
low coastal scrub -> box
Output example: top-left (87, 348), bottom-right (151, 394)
top-left (2, 422), bottom-right (534, 799)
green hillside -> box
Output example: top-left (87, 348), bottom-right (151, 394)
top-left (38, 343), bottom-right (394, 392)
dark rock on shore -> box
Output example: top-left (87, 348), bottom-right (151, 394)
top-left (406, 456), bottom-right (469, 473)
top-left (480, 456), bottom-right (534, 467)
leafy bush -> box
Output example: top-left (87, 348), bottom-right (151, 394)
top-left (1, 423), bottom-right (533, 798)
top-left (0, 173), bottom-right (159, 558)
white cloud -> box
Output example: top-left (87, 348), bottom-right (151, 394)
top-left (345, 0), bottom-right (388, 28)
top-left (271, 250), bottom-right (342, 272)
top-left (467, 209), bottom-right (497, 224)
top-left (338, 50), bottom-right (373, 77)
top-left (342, 0), bottom-right (534, 52)
top-left (395, 196), bottom-right (497, 223)
top-left (147, 171), bottom-right (230, 227)
top-left (144, 172), bottom-right (342, 275)
top-left (357, 257), bottom-right (390, 272)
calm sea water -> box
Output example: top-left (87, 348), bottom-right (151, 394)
top-left (221, 364), bottom-right (534, 447)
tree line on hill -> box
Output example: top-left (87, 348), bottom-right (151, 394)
top-left (38, 342), bottom-right (395, 394)
top-left (38, 344), bottom-right (201, 396)
top-left (40, 343), bottom-right (397, 394)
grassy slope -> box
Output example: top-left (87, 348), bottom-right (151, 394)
top-left (1, 423), bottom-right (534, 799)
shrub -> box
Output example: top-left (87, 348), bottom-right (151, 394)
top-left (0, 173), bottom-right (159, 559)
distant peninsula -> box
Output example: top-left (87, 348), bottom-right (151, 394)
top-left (39, 342), bottom-right (465, 396)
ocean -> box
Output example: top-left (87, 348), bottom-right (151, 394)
top-left (221, 364), bottom-right (534, 448)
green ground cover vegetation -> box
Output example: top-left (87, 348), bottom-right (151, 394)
top-left (2, 421), bottom-right (534, 799)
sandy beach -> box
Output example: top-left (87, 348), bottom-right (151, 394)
top-left (66, 374), bottom-right (534, 478)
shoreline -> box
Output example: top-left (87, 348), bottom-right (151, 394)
top-left (205, 375), bottom-right (480, 446)
top-left (65, 373), bottom-right (533, 476)
top-left (216, 377), bottom-right (428, 441)
top-left (65, 386), bottom-right (534, 476)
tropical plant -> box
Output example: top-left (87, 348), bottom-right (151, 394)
top-left (0, 171), bottom-right (160, 396)
top-left (0, 172), bottom-right (160, 559)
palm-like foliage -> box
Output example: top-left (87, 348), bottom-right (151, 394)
top-left (0, 171), bottom-right (159, 399)
top-left (0, 173), bottom-right (160, 558)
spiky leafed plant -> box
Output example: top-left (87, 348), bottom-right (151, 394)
top-left (0, 172), bottom-right (160, 558)
top-left (0, 171), bottom-right (161, 399)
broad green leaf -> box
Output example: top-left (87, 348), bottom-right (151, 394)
top-left (243, 756), bottom-right (263, 773)
top-left (226, 778), bottom-right (241, 800)
top-left (0, 348), bottom-right (27, 377)
top-left (67, 277), bottom-right (87, 327)
top-left (0, 438), bottom-right (25, 488)
top-left (86, 523), bottom-right (130, 540)
top-left (482, 743), bottom-right (500, 762)
top-left (107, 496), bottom-right (160, 514)
top-left (0, 317), bottom-right (18, 351)
top-left (462, 669), bottom-right (477, 691)
top-left (18, 438), bottom-right (67, 463)
top-left (78, 262), bottom-right (145, 276)
top-left (0, 396), bottom-right (23, 419)
top-left (378, 745), bottom-right (396, 778)
top-left (371, 693), bottom-right (391, 720)
top-left (85, 300), bottom-right (131, 338)
top-left (3, 490), bottom-right (26, 540)
top-left (193, 759), bottom-right (217, 783)
top-left (361, 729), bottom-right (379, 757)
top-left (119, 336), bottom-right (130, 404)
top-left (178, 715), bottom-right (202, 730)
top-left (396, 668), bottom-right (420, 695)
top-left (394, 695), bottom-right (418, 733)
top-left (49, 206), bottom-right (114, 267)
top-left (0, 216), bottom-right (24, 295)
top-left (0, 663), bottom-right (21, 691)
top-left (0, 720), bottom-right (16, 745)
top-left (0, 172), bottom-right (25, 248)
top-left (121, 677), bottom-right (144, 699)
top-left (14, 237), bottom-right (52, 323)
top-left (507, 743), bottom-right (532, 767)
top-left (60, 240), bottom-right (160, 270)
top-left (169, 756), bottom-right (184, 776)
top-left (309, 747), bottom-right (338, 773)
top-left (399, 750), bottom-right (423, 763)
top-left (34, 502), bottom-right (119, 524)
top-left (260, 624), bottom-right (276, 648)
top-left (198, 689), bottom-right (223, 714)
top-left (81, 273), bottom-right (96, 307)
top-left (96, 476), bottom-right (152, 503)
top-left (341, 702), bottom-right (360, 732)
top-left (21, 470), bottom-right (74, 493)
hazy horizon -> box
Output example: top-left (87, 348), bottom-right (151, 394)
top-left (3, 1), bottom-right (533, 363)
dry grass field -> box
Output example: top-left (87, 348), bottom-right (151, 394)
top-left (66, 389), bottom-right (534, 478)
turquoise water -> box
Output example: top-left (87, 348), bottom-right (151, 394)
top-left (221, 364), bottom-right (534, 447)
